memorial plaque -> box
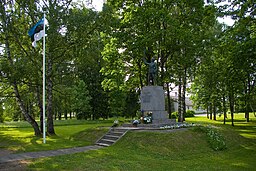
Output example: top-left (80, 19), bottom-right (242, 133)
top-left (141, 91), bottom-right (151, 103)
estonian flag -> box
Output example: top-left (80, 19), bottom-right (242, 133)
top-left (28, 18), bottom-right (47, 47)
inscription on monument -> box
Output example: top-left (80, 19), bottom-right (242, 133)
top-left (141, 91), bottom-right (151, 103)
top-left (140, 86), bottom-right (171, 124)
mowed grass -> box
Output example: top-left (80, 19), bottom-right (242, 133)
top-left (186, 113), bottom-right (256, 140)
top-left (27, 113), bottom-right (256, 171)
top-left (1, 114), bottom-right (256, 170)
top-left (0, 119), bottom-right (112, 152)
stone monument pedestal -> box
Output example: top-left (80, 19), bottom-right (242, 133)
top-left (141, 86), bottom-right (174, 125)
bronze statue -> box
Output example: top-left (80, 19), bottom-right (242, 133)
top-left (143, 58), bottom-right (157, 85)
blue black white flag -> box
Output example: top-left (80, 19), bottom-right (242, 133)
top-left (28, 18), bottom-right (47, 47)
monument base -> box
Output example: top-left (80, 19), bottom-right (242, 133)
top-left (122, 119), bottom-right (176, 128)
top-left (151, 111), bottom-right (168, 120)
top-left (152, 118), bottom-right (176, 125)
top-left (141, 86), bottom-right (172, 125)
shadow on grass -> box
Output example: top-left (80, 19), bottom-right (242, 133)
top-left (0, 129), bottom-right (25, 149)
top-left (28, 128), bottom-right (256, 171)
top-left (235, 126), bottom-right (256, 140)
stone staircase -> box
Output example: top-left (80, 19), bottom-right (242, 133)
top-left (96, 127), bottom-right (129, 147)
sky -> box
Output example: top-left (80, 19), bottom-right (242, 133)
top-left (218, 16), bottom-right (234, 26)
top-left (91, 0), bottom-right (104, 11)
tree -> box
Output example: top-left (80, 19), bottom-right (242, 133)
top-left (190, 0), bottom-right (256, 126)
top-left (71, 80), bottom-right (91, 120)
top-left (216, 0), bottom-right (256, 123)
top-left (66, 7), bottom-right (110, 120)
top-left (0, 0), bottom-right (41, 136)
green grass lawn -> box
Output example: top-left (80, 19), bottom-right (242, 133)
top-left (1, 114), bottom-right (256, 170)
top-left (0, 119), bottom-right (112, 152)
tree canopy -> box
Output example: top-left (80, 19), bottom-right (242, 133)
top-left (0, 0), bottom-right (255, 136)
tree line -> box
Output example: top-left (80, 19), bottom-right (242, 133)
top-left (0, 0), bottom-right (255, 136)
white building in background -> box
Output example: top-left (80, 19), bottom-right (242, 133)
top-left (168, 83), bottom-right (206, 114)
top-left (171, 95), bottom-right (193, 112)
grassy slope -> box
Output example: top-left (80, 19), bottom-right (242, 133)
top-left (0, 120), bottom-right (111, 152)
top-left (1, 114), bottom-right (255, 170)
top-left (28, 129), bottom-right (256, 171)
top-left (28, 114), bottom-right (256, 171)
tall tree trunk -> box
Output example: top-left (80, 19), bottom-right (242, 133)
top-left (54, 109), bottom-right (57, 120)
top-left (178, 76), bottom-right (183, 122)
top-left (65, 109), bottom-right (68, 120)
top-left (229, 92), bottom-right (235, 126)
top-left (213, 103), bottom-right (216, 121)
top-left (182, 69), bottom-right (187, 121)
top-left (47, 58), bottom-right (55, 135)
top-left (245, 101), bottom-right (250, 122)
top-left (209, 103), bottom-right (212, 120)
top-left (207, 106), bottom-right (209, 119)
top-left (58, 109), bottom-right (61, 120)
top-left (36, 86), bottom-right (44, 133)
top-left (223, 94), bottom-right (226, 125)
top-left (166, 83), bottom-right (172, 118)
top-left (245, 75), bottom-right (250, 122)
top-left (138, 62), bottom-right (144, 88)
top-left (13, 83), bottom-right (41, 136)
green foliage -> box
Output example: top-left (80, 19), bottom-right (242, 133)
top-left (67, 7), bottom-right (109, 120)
top-left (0, 103), bottom-right (3, 123)
top-left (205, 126), bottom-right (227, 151)
top-left (123, 90), bottom-right (140, 118)
top-left (193, 125), bottom-right (227, 151)
top-left (0, 115), bottom-right (3, 123)
top-left (186, 110), bottom-right (195, 117)
top-left (171, 111), bottom-right (178, 119)
top-left (108, 90), bottom-right (126, 117)
top-left (71, 80), bottom-right (92, 120)
top-left (171, 110), bottom-right (195, 118)
top-left (190, 0), bottom-right (256, 123)
top-left (2, 99), bottom-right (23, 122)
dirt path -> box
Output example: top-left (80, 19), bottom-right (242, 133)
top-left (0, 149), bottom-right (27, 170)
top-left (0, 146), bottom-right (103, 170)
top-left (0, 160), bottom-right (29, 171)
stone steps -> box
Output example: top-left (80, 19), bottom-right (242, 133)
top-left (95, 127), bottom-right (129, 147)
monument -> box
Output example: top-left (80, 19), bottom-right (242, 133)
top-left (141, 55), bottom-right (174, 125)
top-left (143, 58), bottom-right (157, 85)
top-left (141, 86), bottom-right (169, 124)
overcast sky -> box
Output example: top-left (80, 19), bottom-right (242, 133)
top-left (91, 0), bottom-right (104, 11)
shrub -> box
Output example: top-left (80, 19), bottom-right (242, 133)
top-left (192, 125), bottom-right (227, 151)
top-left (112, 120), bottom-right (119, 127)
top-left (185, 110), bottom-right (195, 117)
top-left (171, 111), bottom-right (178, 119)
top-left (171, 110), bottom-right (195, 118)
top-left (0, 114), bottom-right (3, 123)
top-left (76, 112), bottom-right (88, 120)
top-left (206, 126), bottom-right (227, 151)
top-left (0, 106), bottom-right (3, 122)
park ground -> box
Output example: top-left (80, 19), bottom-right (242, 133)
top-left (0, 113), bottom-right (256, 171)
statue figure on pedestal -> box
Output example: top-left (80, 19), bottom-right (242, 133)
top-left (143, 58), bottom-right (157, 85)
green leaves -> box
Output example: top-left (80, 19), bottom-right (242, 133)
top-left (193, 125), bottom-right (227, 151)
top-left (71, 80), bottom-right (92, 119)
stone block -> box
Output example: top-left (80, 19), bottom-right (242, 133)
top-left (141, 86), bottom-right (165, 111)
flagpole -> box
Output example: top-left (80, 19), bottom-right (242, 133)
top-left (43, 12), bottom-right (46, 144)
